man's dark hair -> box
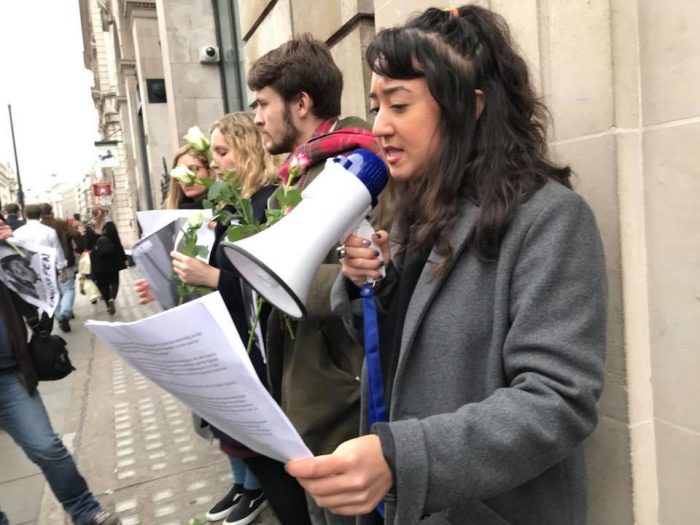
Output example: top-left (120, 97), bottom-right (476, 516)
top-left (4, 203), bottom-right (20, 215)
top-left (24, 204), bottom-right (41, 220)
top-left (39, 203), bottom-right (53, 217)
top-left (247, 34), bottom-right (343, 120)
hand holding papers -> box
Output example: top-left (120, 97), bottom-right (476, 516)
top-left (85, 292), bottom-right (311, 463)
top-left (132, 211), bottom-right (216, 310)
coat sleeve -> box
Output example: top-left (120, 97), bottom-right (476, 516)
top-left (50, 229), bottom-right (67, 270)
top-left (388, 191), bottom-right (607, 511)
top-left (106, 222), bottom-right (126, 261)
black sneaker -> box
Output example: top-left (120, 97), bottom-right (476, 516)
top-left (86, 511), bottom-right (122, 525)
top-left (224, 489), bottom-right (267, 525)
top-left (58, 317), bottom-right (71, 333)
top-left (107, 299), bottom-right (116, 315)
top-left (206, 484), bottom-right (244, 521)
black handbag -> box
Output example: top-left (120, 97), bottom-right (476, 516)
top-left (28, 332), bottom-right (74, 381)
top-left (26, 311), bottom-right (75, 381)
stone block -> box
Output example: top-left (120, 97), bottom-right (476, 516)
top-left (490, 0), bottom-right (541, 94)
top-left (543, 0), bottom-right (614, 140)
top-left (330, 19), bottom-right (375, 120)
top-left (168, 62), bottom-right (223, 99)
top-left (610, 0), bottom-right (641, 128)
top-left (644, 122), bottom-right (700, 432)
top-left (242, 0), bottom-right (292, 74)
top-left (238, 0), bottom-right (276, 39)
top-left (639, 0), bottom-right (700, 125)
top-left (615, 131), bottom-right (653, 426)
top-left (656, 419), bottom-right (700, 524)
top-left (340, 0), bottom-right (374, 26)
top-left (585, 416), bottom-right (634, 525)
top-left (291, 0), bottom-right (342, 42)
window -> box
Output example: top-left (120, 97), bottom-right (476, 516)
top-left (213, 0), bottom-right (247, 112)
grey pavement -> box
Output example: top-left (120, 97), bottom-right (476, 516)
top-left (0, 267), bottom-right (280, 525)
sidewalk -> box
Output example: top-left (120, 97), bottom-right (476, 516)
top-left (0, 267), bottom-right (279, 525)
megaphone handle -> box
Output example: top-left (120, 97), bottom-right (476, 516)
top-left (354, 219), bottom-right (386, 283)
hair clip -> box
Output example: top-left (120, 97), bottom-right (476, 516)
top-left (445, 6), bottom-right (460, 18)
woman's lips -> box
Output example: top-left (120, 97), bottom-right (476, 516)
top-left (383, 146), bottom-right (403, 165)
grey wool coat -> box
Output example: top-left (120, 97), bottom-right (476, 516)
top-left (331, 180), bottom-right (607, 525)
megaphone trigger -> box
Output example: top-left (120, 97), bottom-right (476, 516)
top-left (353, 219), bottom-right (385, 284)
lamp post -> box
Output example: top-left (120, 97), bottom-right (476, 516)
top-left (7, 104), bottom-right (24, 208)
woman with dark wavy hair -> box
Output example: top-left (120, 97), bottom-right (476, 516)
top-left (287, 5), bottom-right (607, 524)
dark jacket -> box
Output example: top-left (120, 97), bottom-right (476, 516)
top-left (0, 283), bottom-right (38, 394)
top-left (86, 221), bottom-right (126, 274)
top-left (333, 181), bottom-right (607, 524)
top-left (42, 217), bottom-right (85, 267)
top-left (5, 214), bottom-right (25, 231)
top-left (265, 116), bottom-right (391, 455)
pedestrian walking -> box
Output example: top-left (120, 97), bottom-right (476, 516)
top-left (2, 203), bottom-right (25, 230)
top-left (85, 207), bottom-right (126, 315)
top-left (11, 204), bottom-right (68, 332)
top-left (0, 218), bottom-right (121, 525)
top-left (39, 203), bottom-right (85, 332)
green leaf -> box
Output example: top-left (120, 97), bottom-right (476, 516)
top-left (203, 199), bottom-right (213, 209)
top-left (216, 210), bottom-right (234, 226)
top-left (208, 180), bottom-right (225, 201)
top-left (180, 243), bottom-right (197, 257)
top-left (195, 245), bottom-right (209, 258)
top-left (284, 188), bottom-right (302, 208)
top-left (193, 286), bottom-right (214, 296)
top-left (226, 223), bottom-right (260, 242)
top-left (226, 225), bottom-right (248, 242)
top-left (265, 208), bottom-right (284, 224)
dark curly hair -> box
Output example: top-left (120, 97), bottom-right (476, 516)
top-left (367, 5), bottom-right (571, 265)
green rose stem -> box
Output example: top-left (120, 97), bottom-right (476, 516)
top-left (245, 295), bottom-right (264, 354)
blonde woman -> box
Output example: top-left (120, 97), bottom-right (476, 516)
top-left (141, 113), bottom-right (310, 525)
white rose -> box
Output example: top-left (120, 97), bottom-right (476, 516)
top-left (187, 211), bottom-right (203, 229)
top-left (184, 126), bottom-right (210, 152)
top-left (170, 165), bottom-right (196, 186)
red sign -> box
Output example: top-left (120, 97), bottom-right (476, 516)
top-left (92, 182), bottom-right (112, 197)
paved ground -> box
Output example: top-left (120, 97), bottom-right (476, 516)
top-left (0, 267), bottom-right (280, 525)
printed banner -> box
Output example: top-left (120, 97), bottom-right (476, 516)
top-left (0, 239), bottom-right (59, 316)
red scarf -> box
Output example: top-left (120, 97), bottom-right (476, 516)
top-left (278, 119), bottom-right (382, 185)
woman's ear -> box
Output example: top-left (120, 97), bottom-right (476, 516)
top-left (475, 89), bottom-right (485, 119)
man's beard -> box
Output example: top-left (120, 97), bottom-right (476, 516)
top-left (266, 103), bottom-right (299, 155)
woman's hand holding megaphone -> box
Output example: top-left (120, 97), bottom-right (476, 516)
top-left (340, 229), bottom-right (390, 288)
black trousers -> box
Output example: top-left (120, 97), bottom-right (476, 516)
top-left (246, 455), bottom-right (311, 525)
top-left (92, 272), bottom-right (120, 303)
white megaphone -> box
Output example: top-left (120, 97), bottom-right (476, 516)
top-left (220, 149), bottom-right (388, 319)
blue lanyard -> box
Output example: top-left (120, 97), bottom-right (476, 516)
top-left (361, 283), bottom-right (386, 518)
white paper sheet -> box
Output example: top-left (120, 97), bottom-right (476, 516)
top-left (85, 292), bottom-right (312, 463)
top-left (132, 216), bottom-right (216, 310)
top-left (0, 239), bottom-right (58, 316)
top-left (136, 209), bottom-right (213, 237)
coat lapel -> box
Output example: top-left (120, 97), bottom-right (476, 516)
top-left (391, 201), bottom-right (479, 410)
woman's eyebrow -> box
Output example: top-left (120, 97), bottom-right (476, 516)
top-left (369, 85), bottom-right (412, 99)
